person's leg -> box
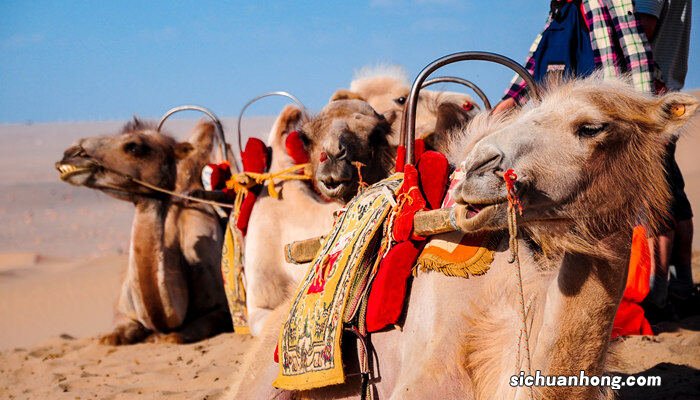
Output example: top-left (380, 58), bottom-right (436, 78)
top-left (647, 230), bottom-right (674, 308)
top-left (669, 219), bottom-right (694, 300)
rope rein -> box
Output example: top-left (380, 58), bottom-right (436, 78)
top-left (504, 168), bottom-right (534, 400)
top-left (98, 162), bottom-right (311, 212)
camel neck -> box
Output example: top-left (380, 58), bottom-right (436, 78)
top-left (127, 199), bottom-right (181, 331)
top-left (534, 233), bottom-right (630, 398)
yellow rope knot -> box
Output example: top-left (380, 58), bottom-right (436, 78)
top-left (225, 163), bottom-right (313, 218)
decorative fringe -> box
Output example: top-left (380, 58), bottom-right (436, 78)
top-left (414, 233), bottom-right (502, 278)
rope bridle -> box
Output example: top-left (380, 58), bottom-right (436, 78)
top-left (80, 152), bottom-right (312, 214)
top-left (504, 168), bottom-right (534, 400)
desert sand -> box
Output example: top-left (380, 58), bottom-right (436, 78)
top-left (0, 99), bottom-right (699, 399)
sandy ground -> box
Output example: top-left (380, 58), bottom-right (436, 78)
top-left (0, 96), bottom-right (699, 399)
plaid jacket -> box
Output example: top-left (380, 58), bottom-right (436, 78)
top-left (505, 0), bottom-right (656, 102)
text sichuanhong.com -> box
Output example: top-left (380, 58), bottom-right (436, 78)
top-left (510, 370), bottom-right (661, 390)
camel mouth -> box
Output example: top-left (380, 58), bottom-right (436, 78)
top-left (461, 200), bottom-right (506, 220)
top-left (318, 178), bottom-right (352, 199)
top-left (55, 162), bottom-right (96, 181)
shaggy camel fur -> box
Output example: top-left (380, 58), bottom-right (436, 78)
top-left (57, 120), bottom-right (231, 344)
top-left (244, 101), bottom-right (395, 335)
top-left (229, 76), bottom-right (697, 399)
top-left (331, 65), bottom-right (478, 150)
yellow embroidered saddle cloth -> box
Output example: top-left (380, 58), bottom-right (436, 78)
top-left (221, 220), bottom-right (249, 334)
top-left (273, 174), bottom-right (403, 391)
top-left (416, 168), bottom-right (501, 277)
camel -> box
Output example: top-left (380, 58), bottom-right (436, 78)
top-left (330, 64), bottom-right (478, 150)
top-left (244, 100), bottom-right (395, 335)
top-left (56, 120), bottom-right (231, 344)
top-left (243, 91), bottom-right (474, 336)
top-left (229, 75), bottom-right (698, 399)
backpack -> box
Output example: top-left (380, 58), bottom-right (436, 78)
top-left (533, 0), bottom-right (595, 82)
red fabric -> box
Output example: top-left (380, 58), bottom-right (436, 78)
top-left (241, 138), bottom-right (269, 173)
top-left (366, 146), bottom-right (450, 332)
top-left (394, 139), bottom-right (426, 173)
top-left (392, 164), bottom-right (427, 242)
top-left (285, 130), bottom-right (310, 164)
top-left (416, 151), bottom-right (449, 210)
top-left (395, 145), bottom-right (406, 173)
top-left (612, 300), bottom-right (653, 339)
top-left (366, 241), bottom-right (422, 333)
top-left (611, 225), bottom-right (653, 338)
top-left (235, 192), bottom-right (257, 235)
top-left (234, 138), bottom-right (270, 236)
top-left (274, 343), bottom-right (279, 363)
top-left (205, 162), bottom-right (232, 191)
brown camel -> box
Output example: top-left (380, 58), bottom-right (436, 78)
top-left (229, 76), bottom-right (698, 399)
top-left (56, 120), bottom-right (231, 344)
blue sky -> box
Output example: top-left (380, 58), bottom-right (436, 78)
top-left (1, 1), bottom-right (698, 123)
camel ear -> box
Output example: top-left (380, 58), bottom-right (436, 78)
top-left (330, 89), bottom-right (366, 102)
top-left (268, 105), bottom-right (305, 153)
top-left (657, 92), bottom-right (698, 138)
top-left (424, 102), bottom-right (471, 151)
top-left (174, 142), bottom-right (194, 160)
top-left (189, 120), bottom-right (215, 150)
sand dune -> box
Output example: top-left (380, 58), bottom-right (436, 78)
top-left (0, 100), bottom-right (698, 399)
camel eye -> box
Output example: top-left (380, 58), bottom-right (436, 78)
top-left (577, 123), bottom-right (607, 138)
top-left (123, 141), bottom-right (150, 157)
top-left (394, 96), bottom-right (407, 106)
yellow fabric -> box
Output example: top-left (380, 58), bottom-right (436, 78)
top-left (219, 162), bottom-right (312, 334)
top-left (416, 229), bottom-right (501, 278)
top-left (273, 174), bottom-right (403, 391)
top-left (221, 219), bottom-right (249, 334)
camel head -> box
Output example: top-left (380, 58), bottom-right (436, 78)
top-left (331, 65), bottom-right (478, 148)
top-left (56, 118), bottom-right (197, 202)
top-left (299, 99), bottom-right (394, 203)
top-left (451, 76), bottom-right (697, 246)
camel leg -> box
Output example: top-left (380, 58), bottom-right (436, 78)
top-left (148, 307), bottom-right (233, 344)
top-left (248, 306), bottom-right (273, 337)
top-left (99, 317), bottom-right (151, 345)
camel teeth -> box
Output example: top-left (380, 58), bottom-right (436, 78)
top-left (57, 164), bottom-right (86, 178)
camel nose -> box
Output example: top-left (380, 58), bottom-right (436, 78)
top-left (463, 145), bottom-right (503, 175)
top-left (62, 143), bottom-right (87, 160)
top-left (321, 141), bottom-right (348, 162)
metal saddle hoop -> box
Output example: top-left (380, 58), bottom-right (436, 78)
top-left (401, 51), bottom-right (541, 164)
top-left (236, 91), bottom-right (306, 166)
top-left (158, 105), bottom-right (235, 172)
top-left (422, 76), bottom-right (492, 111)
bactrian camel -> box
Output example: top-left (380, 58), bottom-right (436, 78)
top-left (230, 76), bottom-right (698, 399)
top-left (57, 120), bottom-right (231, 344)
top-left (331, 64), bottom-right (479, 150)
top-left (245, 88), bottom-right (473, 336)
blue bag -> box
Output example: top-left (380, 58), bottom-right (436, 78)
top-left (533, 0), bottom-right (595, 82)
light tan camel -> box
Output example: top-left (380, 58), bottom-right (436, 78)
top-left (56, 120), bottom-right (231, 344)
top-left (244, 100), bottom-right (395, 335)
top-left (244, 95), bottom-right (473, 336)
top-left (331, 65), bottom-right (478, 149)
top-left (230, 76), bottom-right (698, 399)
